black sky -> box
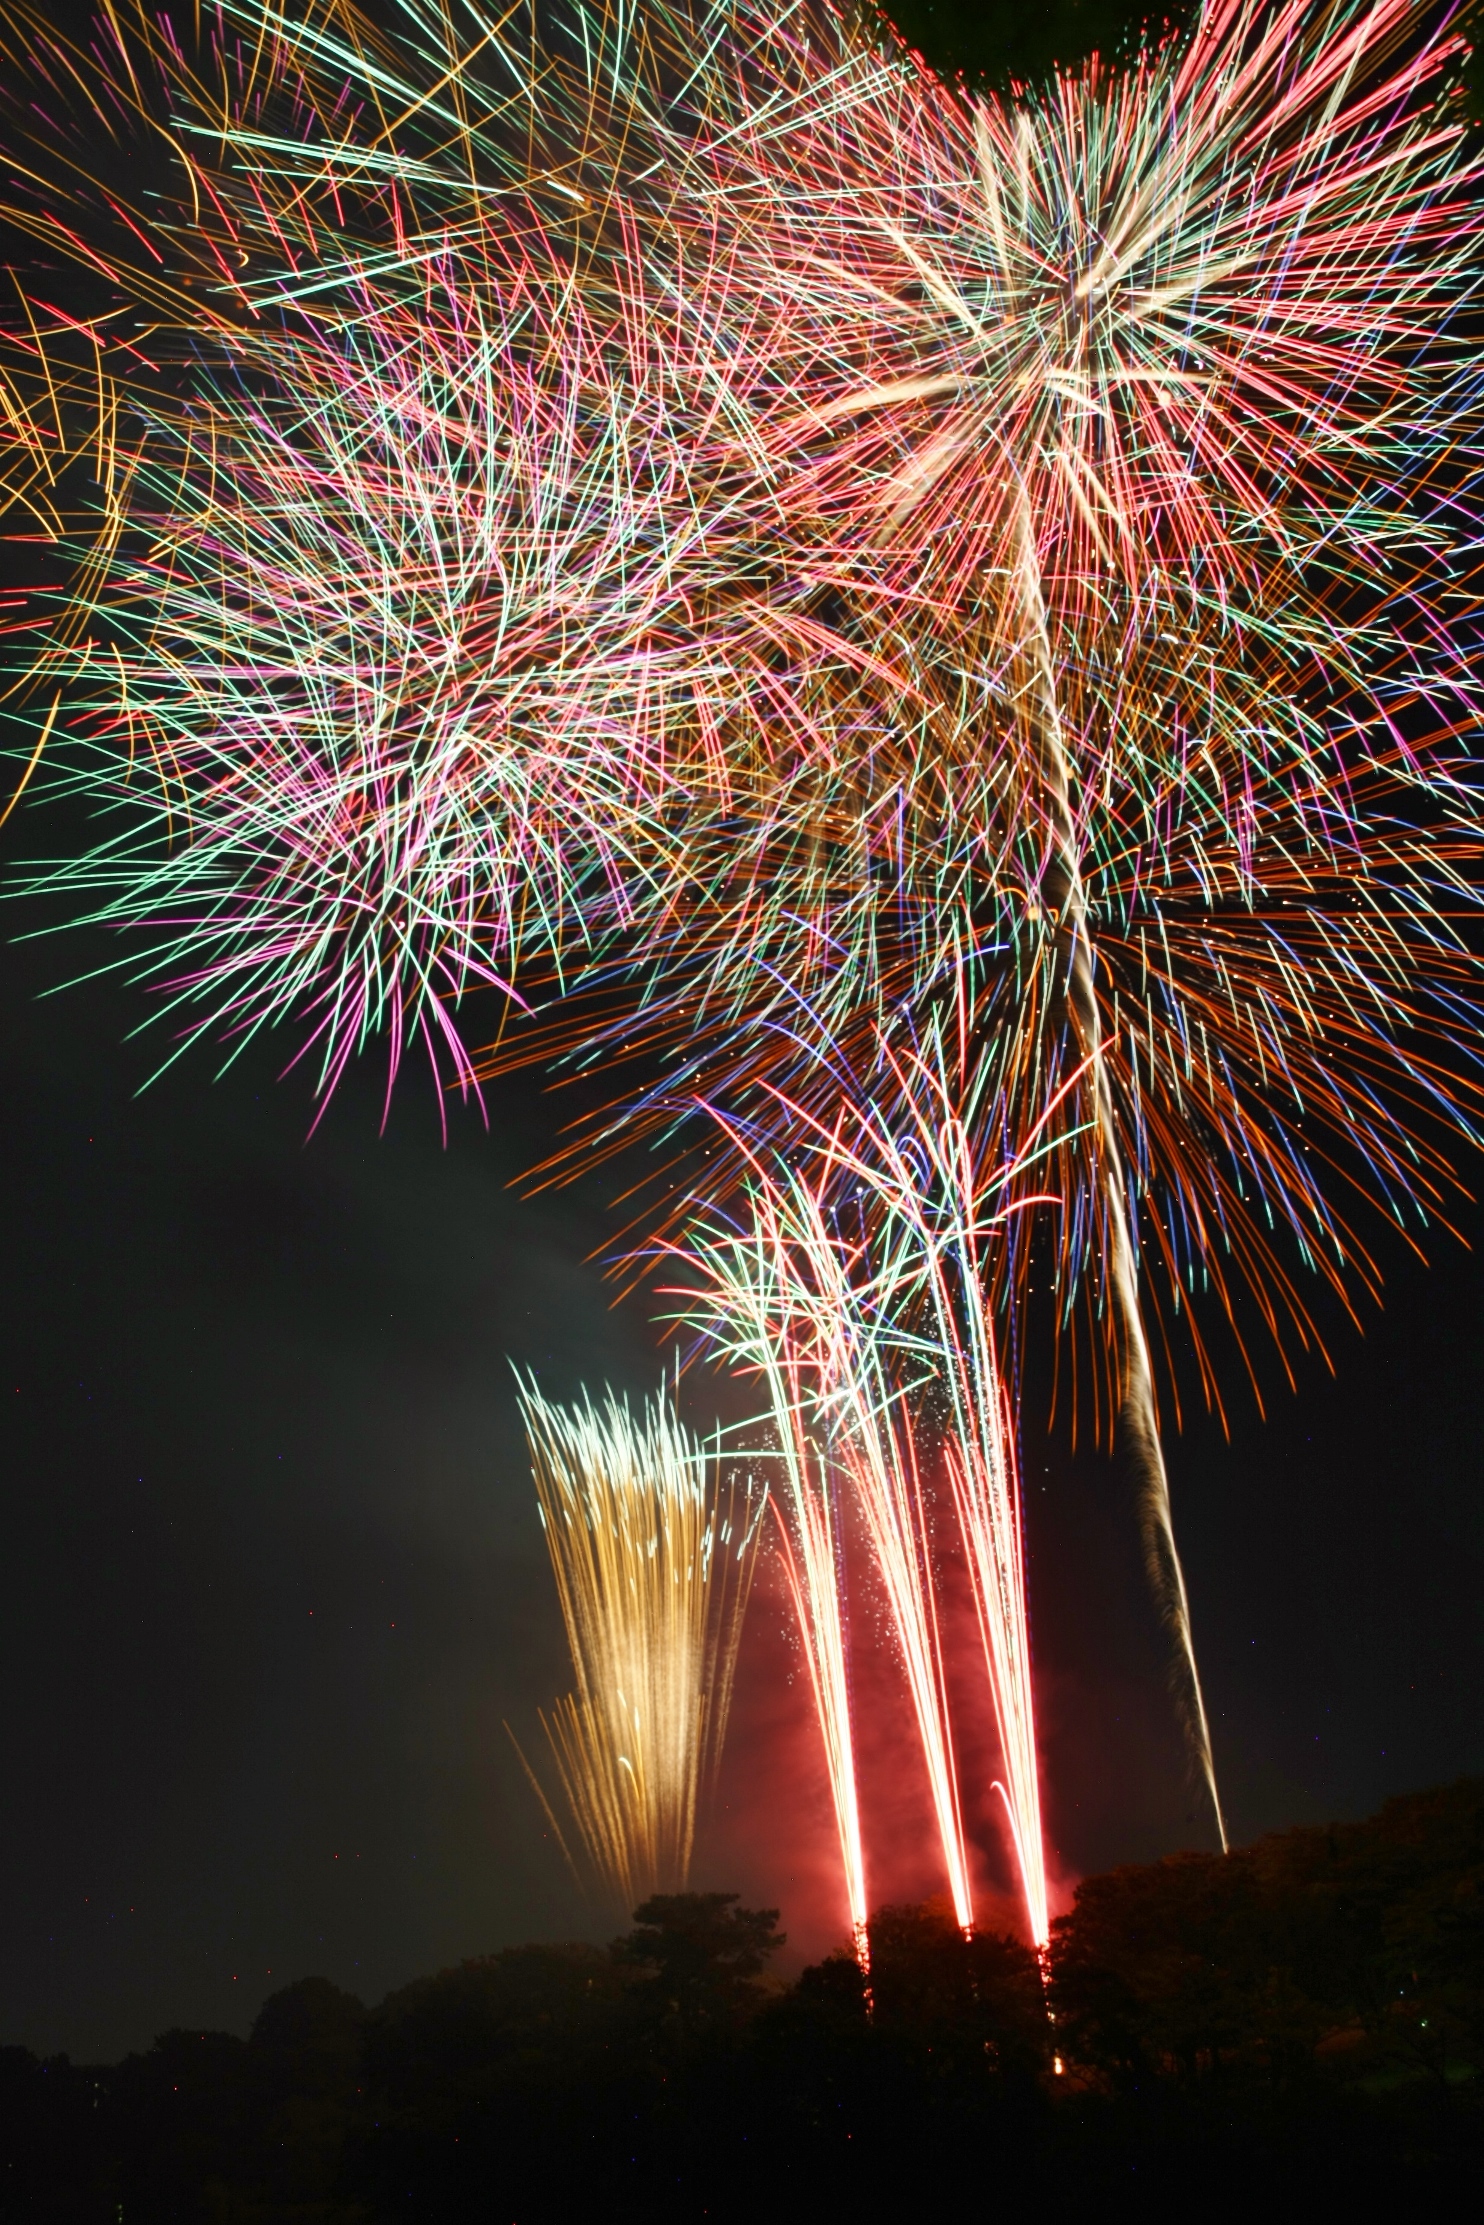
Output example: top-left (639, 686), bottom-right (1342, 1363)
top-left (1, 876), bottom-right (1481, 2063)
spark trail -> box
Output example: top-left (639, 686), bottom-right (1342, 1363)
top-left (1011, 493), bottom-right (1225, 1846)
top-left (673, 1202), bottom-right (873, 1958)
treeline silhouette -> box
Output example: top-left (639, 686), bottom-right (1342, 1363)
top-left (3, 1779), bottom-right (1481, 2220)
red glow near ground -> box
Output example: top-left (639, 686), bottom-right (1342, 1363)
top-left (700, 1532), bottom-right (1067, 1967)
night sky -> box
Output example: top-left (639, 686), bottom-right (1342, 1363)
top-left (0, 4), bottom-right (1480, 2076)
top-left (2, 872), bottom-right (1481, 2064)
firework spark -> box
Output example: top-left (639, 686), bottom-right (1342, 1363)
top-left (513, 1377), bottom-right (761, 1914)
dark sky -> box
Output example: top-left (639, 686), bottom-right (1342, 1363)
top-left (2, 877), bottom-right (1481, 2063)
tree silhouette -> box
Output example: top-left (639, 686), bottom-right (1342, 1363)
top-left (614, 1892), bottom-right (786, 2039)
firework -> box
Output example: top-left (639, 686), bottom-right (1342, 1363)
top-left (0, 0), bottom-right (845, 1111)
top-left (513, 1377), bottom-right (761, 1913)
top-left (6, 242), bottom-right (743, 1113)
top-left (670, 1208), bottom-right (875, 1958)
top-left (476, 0), bottom-right (1484, 1837)
top-left (3, 0), bottom-right (1482, 1922)
top-left (666, 1037), bottom-right (1066, 1946)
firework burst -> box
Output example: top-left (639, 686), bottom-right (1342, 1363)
top-left (0, 0), bottom-right (853, 1109)
top-left (512, 1377), bottom-right (761, 1914)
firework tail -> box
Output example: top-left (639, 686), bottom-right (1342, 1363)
top-left (943, 1404), bottom-right (1047, 1947)
top-left (1012, 490), bottom-right (1226, 1849)
top-left (746, 1173), bottom-right (978, 1933)
top-left (899, 1085), bottom-right (1050, 1943)
top-left (1114, 1253), bottom-right (1228, 1852)
top-left (838, 1400), bottom-right (974, 1935)
top-left (708, 1197), bottom-right (873, 1963)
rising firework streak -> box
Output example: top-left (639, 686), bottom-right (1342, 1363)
top-left (667, 1043), bottom-right (1065, 1947)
